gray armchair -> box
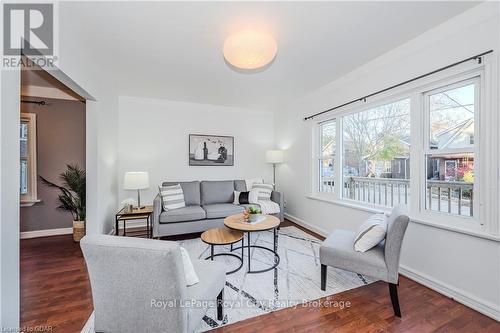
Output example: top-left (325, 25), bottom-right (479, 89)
top-left (81, 235), bottom-right (225, 332)
top-left (319, 205), bottom-right (409, 317)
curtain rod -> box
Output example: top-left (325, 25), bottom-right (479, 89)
top-left (21, 100), bottom-right (46, 105)
top-left (303, 49), bottom-right (494, 121)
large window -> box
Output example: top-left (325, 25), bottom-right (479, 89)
top-left (313, 67), bottom-right (492, 232)
top-left (342, 99), bottom-right (410, 207)
top-left (424, 79), bottom-right (478, 217)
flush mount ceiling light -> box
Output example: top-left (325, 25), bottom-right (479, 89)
top-left (223, 30), bottom-right (278, 70)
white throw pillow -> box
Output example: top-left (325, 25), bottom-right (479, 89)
top-left (233, 191), bottom-right (241, 205)
top-left (354, 214), bottom-right (387, 252)
top-left (248, 188), bottom-right (260, 204)
top-left (252, 183), bottom-right (273, 201)
top-left (180, 247), bottom-right (199, 286)
top-left (159, 184), bottom-right (185, 211)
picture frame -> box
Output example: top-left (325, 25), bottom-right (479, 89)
top-left (189, 134), bottom-right (234, 166)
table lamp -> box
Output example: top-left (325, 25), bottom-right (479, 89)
top-left (123, 172), bottom-right (150, 209)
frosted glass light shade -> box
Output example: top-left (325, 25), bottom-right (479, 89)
top-left (123, 172), bottom-right (150, 190)
top-left (266, 150), bottom-right (284, 164)
top-left (223, 30), bottom-right (278, 70)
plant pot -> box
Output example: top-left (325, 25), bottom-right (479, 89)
top-left (248, 214), bottom-right (260, 222)
top-left (73, 220), bottom-right (86, 242)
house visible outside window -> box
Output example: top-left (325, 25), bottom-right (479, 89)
top-left (318, 119), bottom-right (336, 193)
top-left (425, 79), bottom-right (477, 217)
top-left (342, 98), bottom-right (411, 206)
top-left (20, 113), bottom-right (38, 206)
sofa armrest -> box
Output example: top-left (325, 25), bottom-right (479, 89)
top-left (153, 193), bottom-right (163, 237)
top-left (271, 191), bottom-right (284, 222)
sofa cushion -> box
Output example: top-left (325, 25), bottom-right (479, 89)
top-left (202, 203), bottom-right (244, 219)
top-left (159, 205), bottom-right (206, 224)
top-left (162, 181), bottom-right (200, 206)
top-left (234, 180), bottom-right (247, 191)
top-left (200, 180), bottom-right (235, 205)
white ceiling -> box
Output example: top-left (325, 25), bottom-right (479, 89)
top-left (60, 1), bottom-right (479, 110)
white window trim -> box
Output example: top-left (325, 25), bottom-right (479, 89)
top-left (415, 76), bottom-right (481, 230)
top-left (310, 57), bottom-right (499, 238)
top-left (317, 119), bottom-right (336, 194)
top-left (20, 112), bottom-right (40, 207)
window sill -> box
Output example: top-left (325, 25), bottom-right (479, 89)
top-left (21, 199), bottom-right (41, 207)
top-left (306, 195), bottom-right (500, 242)
top-left (307, 195), bottom-right (391, 214)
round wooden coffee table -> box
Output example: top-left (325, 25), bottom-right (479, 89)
top-left (201, 227), bottom-right (244, 274)
top-left (224, 213), bottom-right (280, 274)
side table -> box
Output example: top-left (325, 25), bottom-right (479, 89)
top-left (115, 205), bottom-right (153, 238)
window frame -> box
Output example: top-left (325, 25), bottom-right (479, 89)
top-left (418, 75), bottom-right (481, 227)
top-left (20, 112), bottom-right (39, 206)
top-left (310, 61), bottom-right (497, 237)
top-left (317, 118), bottom-right (337, 194)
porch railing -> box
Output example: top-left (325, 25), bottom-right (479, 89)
top-left (336, 177), bottom-right (473, 216)
top-left (343, 177), bottom-right (410, 206)
top-left (426, 180), bottom-right (473, 217)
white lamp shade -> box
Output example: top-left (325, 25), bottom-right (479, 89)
top-left (123, 172), bottom-right (150, 190)
top-left (266, 150), bottom-right (284, 164)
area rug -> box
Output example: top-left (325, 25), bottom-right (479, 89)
top-left (81, 226), bottom-right (375, 332)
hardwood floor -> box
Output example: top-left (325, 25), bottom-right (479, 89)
top-left (20, 221), bottom-right (499, 332)
top-left (21, 234), bottom-right (93, 333)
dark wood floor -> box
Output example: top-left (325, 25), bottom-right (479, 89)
top-left (21, 220), bottom-right (500, 332)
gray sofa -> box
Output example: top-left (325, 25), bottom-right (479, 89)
top-left (153, 180), bottom-right (284, 238)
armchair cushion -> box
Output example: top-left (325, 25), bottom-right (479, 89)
top-left (320, 229), bottom-right (388, 282)
top-left (159, 206), bottom-right (206, 223)
top-left (202, 203), bottom-right (244, 219)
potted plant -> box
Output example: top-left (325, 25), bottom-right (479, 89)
top-left (243, 206), bottom-right (262, 222)
top-left (41, 164), bottom-right (86, 242)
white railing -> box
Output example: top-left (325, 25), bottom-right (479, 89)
top-left (343, 177), bottom-right (410, 206)
top-left (332, 177), bottom-right (474, 216)
top-left (426, 180), bottom-right (473, 217)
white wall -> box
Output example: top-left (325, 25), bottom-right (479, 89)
top-left (275, 3), bottom-right (500, 320)
top-left (0, 67), bottom-right (21, 329)
top-left (58, 4), bottom-right (120, 235)
top-left (118, 96), bottom-right (275, 204)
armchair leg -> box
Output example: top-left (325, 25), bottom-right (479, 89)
top-left (389, 283), bottom-right (401, 317)
top-left (321, 264), bottom-right (327, 291)
top-left (217, 289), bottom-right (223, 321)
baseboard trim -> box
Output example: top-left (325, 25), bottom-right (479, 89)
top-left (285, 212), bottom-right (500, 322)
top-left (20, 227), bottom-right (73, 239)
top-left (399, 265), bottom-right (500, 321)
top-left (285, 213), bottom-right (329, 237)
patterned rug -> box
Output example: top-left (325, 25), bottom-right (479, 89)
top-left (81, 226), bottom-right (375, 332)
